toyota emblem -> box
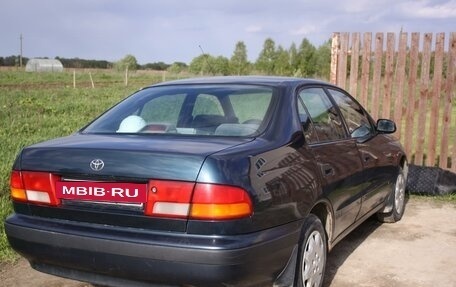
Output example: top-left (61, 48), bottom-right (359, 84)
top-left (90, 159), bottom-right (105, 171)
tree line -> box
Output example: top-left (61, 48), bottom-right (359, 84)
top-left (0, 37), bottom-right (331, 79)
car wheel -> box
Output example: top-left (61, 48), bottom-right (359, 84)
top-left (377, 165), bottom-right (407, 223)
top-left (296, 214), bottom-right (327, 287)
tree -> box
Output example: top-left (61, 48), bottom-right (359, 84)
top-left (230, 41), bottom-right (249, 75)
top-left (315, 39), bottom-right (331, 79)
top-left (213, 56), bottom-right (230, 75)
top-left (189, 54), bottom-right (230, 75)
top-left (289, 43), bottom-right (299, 74)
top-left (167, 62), bottom-right (188, 74)
top-left (115, 54), bottom-right (139, 71)
top-left (274, 46), bottom-right (292, 76)
top-left (141, 62), bottom-right (170, 71)
top-left (189, 54), bottom-right (212, 75)
top-left (297, 38), bottom-right (317, 77)
top-left (255, 38), bottom-right (277, 75)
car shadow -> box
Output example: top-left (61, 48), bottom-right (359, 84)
top-left (323, 196), bottom-right (410, 287)
top-left (322, 216), bottom-right (382, 287)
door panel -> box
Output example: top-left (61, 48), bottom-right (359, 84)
top-left (311, 140), bottom-right (365, 237)
top-left (325, 88), bottom-right (394, 220)
top-left (356, 135), bottom-right (397, 218)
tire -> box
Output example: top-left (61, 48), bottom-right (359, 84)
top-left (377, 165), bottom-right (407, 223)
top-left (296, 214), bottom-right (327, 287)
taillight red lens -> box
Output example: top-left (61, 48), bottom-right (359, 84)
top-left (190, 183), bottom-right (253, 220)
top-left (10, 171), bottom-right (60, 205)
top-left (145, 180), bottom-right (194, 218)
top-left (10, 171), bottom-right (27, 202)
top-left (144, 180), bottom-right (253, 220)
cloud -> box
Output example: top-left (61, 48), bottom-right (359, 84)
top-left (398, 0), bottom-right (456, 19)
top-left (245, 25), bottom-right (263, 33)
top-left (290, 25), bottom-right (317, 36)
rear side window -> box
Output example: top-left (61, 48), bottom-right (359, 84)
top-left (299, 88), bottom-right (347, 143)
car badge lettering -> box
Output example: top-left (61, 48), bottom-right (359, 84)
top-left (90, 159), bottom-right (105, 171)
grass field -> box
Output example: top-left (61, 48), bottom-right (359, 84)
top-left (0, 69), bottom-right (186, 261)
top-left (1, 69), bottom-right (455, 262)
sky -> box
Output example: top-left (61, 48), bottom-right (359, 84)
top-left (1, 0), bottom-right (455, 64)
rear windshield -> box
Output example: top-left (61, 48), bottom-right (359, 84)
top-left (83, 84), bottom-right (275, 137)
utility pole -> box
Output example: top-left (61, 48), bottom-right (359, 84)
top-left (20, 33), bottom-right (23, 67)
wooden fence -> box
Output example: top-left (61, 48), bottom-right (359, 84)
top-left (330, 32), bottom-right (456, 172)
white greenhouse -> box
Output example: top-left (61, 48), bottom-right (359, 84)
top-left (25, 58), bottom-right (64, 72)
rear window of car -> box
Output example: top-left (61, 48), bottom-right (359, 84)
top-left (82, 84), bottom-right (275, 137)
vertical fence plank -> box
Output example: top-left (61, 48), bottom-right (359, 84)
top-left (360, 33), bottom-right (372, 108)
top-left (382, 33), bottom-right (395, 119)
top-left (441, 33), bottom-right (456, 170)
top-left (415, 33), bottom-right (433, 166)
top-left (393, 32), bottom-right (408, 139)
top-left (371, 33), bottom-right (383, 119)
top-left (427, 33), bottom-right (445, 166)
top-left (330, 33), bottom-right (340, 85)
top-left (446, 33), bottom-right (456, 172)
top-left (337, 33), bottom-right (349, 89)
top-left (349, 33), bottom-right (360, 98)
top-left (404, 33), bottom-right (420, 162)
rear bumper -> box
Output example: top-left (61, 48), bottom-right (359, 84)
top-left (5, 214), bottom-right (301, 286)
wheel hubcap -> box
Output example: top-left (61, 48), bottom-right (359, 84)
top-left (302, 230), bottom-right (325, 287)
top-left (395, 173), bottom-right (405, 214)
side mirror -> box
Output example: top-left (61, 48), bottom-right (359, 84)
top-left (376, 119), bottom-right (396, 134)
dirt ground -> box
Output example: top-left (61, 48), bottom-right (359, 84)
top-left (1, 197), bottom-right (455, 287)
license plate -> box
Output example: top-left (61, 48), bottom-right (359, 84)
top-left (56, 181), bottom-right (147, 203)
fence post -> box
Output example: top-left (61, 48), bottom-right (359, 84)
top-left (371, 33), bottom-right (384, 120)
top-left (337, 33), bottom-right (349, 89)
top-left (393, 32), bottom-right (408, 139)
top-left (441, 33), bottom-right (456, 171)
top-left (330, 33), bottom-right (339, 85)
top-left (89, 72), bottom-right (95, 88)
top-left (349, 33), bottom-right (360, 98)
top-left (382, 33), bottom-right (395, 119)
top-left (360, 32), bottom-right (372, 108)
top-left (124, 67), bottom-right (128, 86)
top-left (404, 33), bottom-right (420, 159)
top-left (415, 33), bottom-right (433, 166)
top-left (427, 33), bottom-right (445, 167)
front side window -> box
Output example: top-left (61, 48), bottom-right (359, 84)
top-left (299, 88), bottom-right (347, 143)
top-left (327, 88), bottom-right (373, 138)
top-left (83, 84), bottom-right (275, 137)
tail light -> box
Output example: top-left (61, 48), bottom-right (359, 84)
top-left (145, 180), bottom-right (253, 220)
top-left (145, 180), bottom-right (194, 218)
top-left (10, 170), bottom-right (253, 220)
top-left (190, 183), bottom-right (253, 220)
top-left (10, 170), bottom-right (60, 205)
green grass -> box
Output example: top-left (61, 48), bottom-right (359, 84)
top-left (0, 69), bottom-right (179, 261)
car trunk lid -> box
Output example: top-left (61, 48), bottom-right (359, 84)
top-left (19, 134), bottom-right (249, 181)
top-left (14, 134), bottom-right (253, 232)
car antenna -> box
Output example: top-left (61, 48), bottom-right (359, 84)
top-left (198, 44), bottom-right (215, 75)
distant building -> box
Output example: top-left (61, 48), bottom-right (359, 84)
top-left (25, 58), bottom-right (64, 72)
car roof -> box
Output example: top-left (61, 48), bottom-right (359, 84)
top-left (148, 76), bottom-right (329, 88)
